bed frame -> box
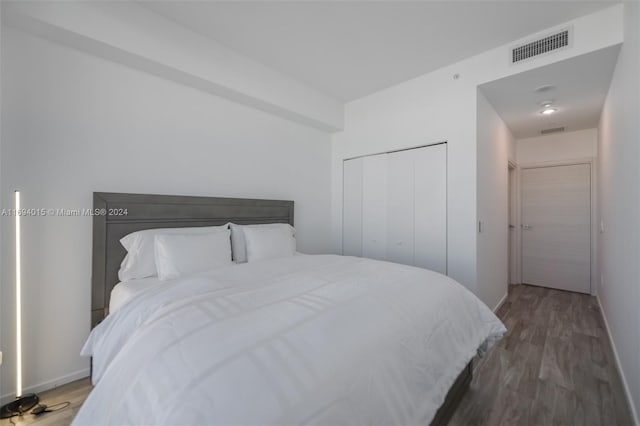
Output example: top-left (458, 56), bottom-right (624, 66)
top-left (90, 191), bottom-right (470, 425)
top-left (432, 362), bottom-right (472, 425)
top-left (91, 192), bottom-right (294, 328)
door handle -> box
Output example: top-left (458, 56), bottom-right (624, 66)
top-left (522, 224), bottom-right (532, 230)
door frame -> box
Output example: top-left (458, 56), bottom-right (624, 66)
top-left (508, 161), bottom-right (521, 285)
top-left (518, 157), bottom-right (597, 295)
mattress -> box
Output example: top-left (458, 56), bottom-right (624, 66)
top-left (76, 255), bottom-right (505, 425)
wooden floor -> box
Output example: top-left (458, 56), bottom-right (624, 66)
top-left (0, 378), bottom-right (91, 426)
top-left (450, 284), bottom-right (634, 426)
top-left (1, 284), bottom-right (633, 426)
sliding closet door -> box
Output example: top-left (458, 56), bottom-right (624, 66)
top-left (414, 144), bottom-right (447, 274)
top-left (362, 154), bottom-right (388, 260)
top-left (342, 144), bottom-right (447, 273)
top-left (386, 150), bottom-right (415, 265)
top-left (342, 158), bottom-right (363, 256)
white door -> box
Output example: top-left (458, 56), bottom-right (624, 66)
top-left (521, 164), bottom-right (591, 293)
top-left (386, 150), bottom-right (415, 265)
top-left (342, 157), bottom-right (363, 256)
top-left (414, 144), bottom-right (447, 274)
top-left (342, 144), bottom-right (447, 273)
top-left (362, 154), bottom-right (388, 260)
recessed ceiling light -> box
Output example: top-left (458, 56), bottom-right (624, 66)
top-left (539, 100), bottom-right (555, 108)
top-left (534, 84), bottom-right (556, 93)
top-left (541, 108), bottom-right (557, 115)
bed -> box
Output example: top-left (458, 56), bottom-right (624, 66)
top-left (77, 192), bottom-right (505, 425)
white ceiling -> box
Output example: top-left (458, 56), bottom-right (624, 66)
top-left (142, 1), bottom-right (618, 102)
top-left (479, 46), bottom-right (620, 139)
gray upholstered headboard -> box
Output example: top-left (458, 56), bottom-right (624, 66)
top-left (91, 192), bottom-right (294, 328)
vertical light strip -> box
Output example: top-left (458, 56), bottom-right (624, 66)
top-left (15, 190), bottom-right (22, 397)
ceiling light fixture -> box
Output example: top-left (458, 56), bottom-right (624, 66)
top-left (534, 84), bottom-right (556, 93)
top-left (541, 108), bottom-right (557, 115)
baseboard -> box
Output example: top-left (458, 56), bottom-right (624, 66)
top-left (0, 368), bottom-right (90, 405)
top-left (493, 292), bottom-right (508, 313)
top-left (596, 296), bottom-right (639, 425)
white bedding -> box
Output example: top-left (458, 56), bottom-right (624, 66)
top-left (109, 277), bottom-right (165, 313)
top-left (76, 255), bottom-right (505, 426)
top-left (109, 253), bottom-right (307, 312)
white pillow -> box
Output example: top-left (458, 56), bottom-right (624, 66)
top-left (230, 223), bottom-right (295, 263)
top-left (154, 230), bottom-right (232, 281)
top-left (243, 226), bottom-right (296, 263)
top-left (118, 224), bottom-right (229, 280)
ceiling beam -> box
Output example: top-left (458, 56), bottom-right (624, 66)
top-left (2, 1), bottom-right (344, 132)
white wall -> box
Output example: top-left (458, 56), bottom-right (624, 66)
top-left (597, 2), bottom-right (640, 421)
top-left (2, 1), bottom-right (343, 131)
top-left (0, 27), bottom-right (333, 399)
top-left (331, 5), bottom-right (623, 297)
top-left (0, 0), bottom-right (3, 378)
top-left (517, 128), bottom-right (598, 164)
top-left (508, 137), bottom-right (516, 165)
top-left (476, 91), bottom-right (514, 309)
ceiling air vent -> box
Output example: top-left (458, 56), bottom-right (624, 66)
top-left (511, 28), bottom-right (571, 64)
top-left (541, 126), bottom-right (565, 135)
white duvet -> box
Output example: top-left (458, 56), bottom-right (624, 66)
top-left (75, 255), bottom-right (505, 426)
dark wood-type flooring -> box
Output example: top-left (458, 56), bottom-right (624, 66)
top-left (450, 284), bottom-right (634, 426)
top-left (1, 284), bottom-right (634, 425)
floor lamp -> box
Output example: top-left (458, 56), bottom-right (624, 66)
top-left (0, 191), bottom-right (39, 418)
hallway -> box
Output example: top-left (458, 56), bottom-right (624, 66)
top-left (450, 284), bottom-right (633, 425)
